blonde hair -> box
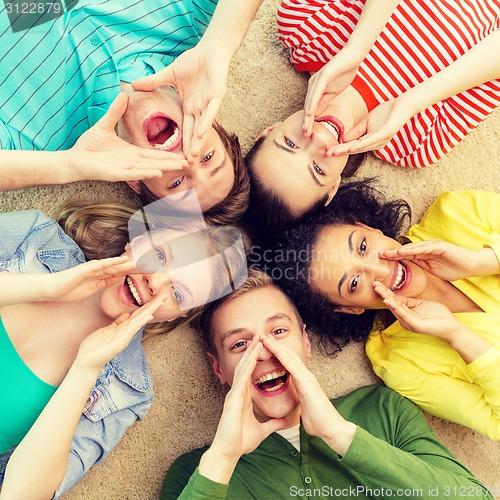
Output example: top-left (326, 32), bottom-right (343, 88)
top-left (57, 201), bottom-right (248, 338)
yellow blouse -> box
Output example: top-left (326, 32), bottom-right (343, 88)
top-left (366, 191), bottom-right (500, 439)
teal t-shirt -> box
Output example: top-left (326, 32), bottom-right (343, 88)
top-left (0, 317), bottom-right (58, 453)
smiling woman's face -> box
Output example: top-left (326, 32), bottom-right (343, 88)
top-left (251, 110), bottom-right (349, 216)
top-left (98, 228), bottom-right (221, 323)
top-left (308, 224), bottom-right (430, 313)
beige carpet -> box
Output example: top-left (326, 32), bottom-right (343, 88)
top-left (1, 0), bottom-right (499, 498)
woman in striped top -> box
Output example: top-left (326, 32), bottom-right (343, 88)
top-left (244, 0), bottom-right (500, 240)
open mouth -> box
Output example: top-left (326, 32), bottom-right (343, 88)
top-left (315, 116), bottom-right (344, 143)
top-left (390, 261), bottom-right (411, 292)
top-left (143, 113), bottom-right (181, 151)
top-left (125, 276), bottom-right (143, 306)
top-left (253, 370), bottom-right (289, 394)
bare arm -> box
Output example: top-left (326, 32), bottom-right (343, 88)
top-left (133, 0), bottom-right (264, 159)
top-left (303, 0), bottom-right (400, 134)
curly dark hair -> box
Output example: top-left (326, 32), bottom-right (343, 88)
top-left (251, 178), bottom-right (411, 355)
top-left (242, 136), bottom-right (366, 242)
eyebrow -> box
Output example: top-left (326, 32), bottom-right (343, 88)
top-left (273, 139), bottom-right (324, 187)
top-left (219, 313), bottom-right (293, 345)
top-left (210, 149), bottom-right (227, 178)
top-left (337, 230), bottom-right (357, 297)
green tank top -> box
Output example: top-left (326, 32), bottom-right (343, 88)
top-left (0, 316), bottom-right (58, 454)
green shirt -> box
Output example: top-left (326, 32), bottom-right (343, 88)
top-left (161, 386), bottom-right (492, 499)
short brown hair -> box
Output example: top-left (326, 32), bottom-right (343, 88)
top-left (138, 122), bottom-right (250, 225)
top-left (194, 267), bottom-right (303, 355)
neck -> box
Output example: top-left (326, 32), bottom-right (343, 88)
top-left (419, 275), bottom-right (482, 313)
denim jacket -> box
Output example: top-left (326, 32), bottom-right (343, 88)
top-left (0, 210), bottom-right (154, 498)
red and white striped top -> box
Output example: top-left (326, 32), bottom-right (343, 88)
top-left (277, 0), bottom-right (500, 167)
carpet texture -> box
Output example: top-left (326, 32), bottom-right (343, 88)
top-left (2, 0), bottom-right (498, 498)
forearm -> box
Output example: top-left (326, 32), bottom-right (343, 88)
top-left (197, 446), bottom-right (239, 485)
top-left (399, 30), bottom-right (500, 116)
top-left (476, 248), bottom-right (500, 276)
top-left (0, 150), bottom-right (73, 190)
top-left (0, 273), bottom-right (51, 307)
top-left (200, 0), bottom-right (263, 56)
top-left (346, 427), bottom-right (492, 496)
top-left (344, 0), bottom-right (400, 63)
top-left (1, 363), bottom-right (100, 499)
top-left (320, 420), bottom-right (357, 457)
top-left (449, 324), bottom-right (493, 365)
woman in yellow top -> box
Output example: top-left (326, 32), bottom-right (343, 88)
top-left (262, 181), bottom-right (500, 439)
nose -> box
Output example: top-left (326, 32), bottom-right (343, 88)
top-left (143, 273), bottom-right (171, 297)
top-left (362, 253), bottom-right (390, 282)
top-left (256, 340), bottom-right (273, 361)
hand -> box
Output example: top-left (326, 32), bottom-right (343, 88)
top-left (260, 334), bottom-right (355, 456)
top-left (74, 295), bottom-right (166, 373)
top-left (303, 50), bottom-right (360, 137)
top-left (380, 240), bottom-right (496, 281)
top-left (68, 93), bottom-right (188, 182)
top-left (41, 256), bottom-right (136, 303)
top-left (132, 41), bottom-right (232, 161)
top-left (373, 281), bottom-right (464, 341)
top-left (210, 337), bottom-right (288, 460)
top-left (327, 97), bottom-right (410, 156)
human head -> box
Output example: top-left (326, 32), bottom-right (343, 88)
top-left (254, 179), bottom-right (411, 353)
top-left (243, 111), bottom-right (365, 240)
top-left (195, 268), bottom-right (310, 424)
top-left (57, 200), bottom-right (248, 335)
top-left (116, 86), bottom-right (249, 225)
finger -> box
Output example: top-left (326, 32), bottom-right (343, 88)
top-left (343, 119), bottom-right (368, 143)
top-left (98, 92), bottom-right (129, 131)
top-left (136, 157), bottom-right (189, 171)
top-left (194, 99), bottom-right (220, 141)
top-left (182, 115), bottom-right (195, 161)
top-left (232, 339), bottom-right (263, 391)
top-left (112, 312), bottom-right (132, 326)
top-left (138, 149), bottom-right (188, 161)
top-left (372, 280), bottom-right (397, 301)
top-left (303, 80), bottom-right (322, 136)
top-left (260, 417), bottom-right (289, 436)
top-left (260, 334), bottom-right (308, 379)
top-left (132, 67), bottom-right (175, 91)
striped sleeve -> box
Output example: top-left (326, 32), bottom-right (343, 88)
top-left (277, 0), bottom-right (500, 167)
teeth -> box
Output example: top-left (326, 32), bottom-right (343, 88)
top-left (254, 370), bottom-right (286, 385)
top-left (126, 276), bottom-right (143, 306)
top-left (319, 120), bottom-right (339, 140)
top-left (263, 381), bottom-right (285, 392)
top-left (391, 262), bottom-right (406, 291)
top-left (152, 126), bottom-right (180, 150)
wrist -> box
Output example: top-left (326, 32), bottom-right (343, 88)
top-left (475, 247), bottom-right (500, 276)
top-left (322, 420), bottom-right (357, 457)
top-left (198, 446), bottom-right (239, 485)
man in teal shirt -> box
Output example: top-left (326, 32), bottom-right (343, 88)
top-left (161, 268), bottom-right (492, 499)
top-left (1, 0), bottom-right (261, 222)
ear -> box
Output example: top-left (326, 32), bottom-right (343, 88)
top-left (324, 176), bottom-right (341, 206)
top-left (255, 124), bottom-right (279, 142)
top-left (355, 222), bottom-right (383, 235)
top-left (126, 180), bottom-right (141, 194)
top-left (302, 324), bottom-right (312, 359)
top-left (207, 352), bottom-right (227, 385)
top-left (333, 305), bottom-right (365, 315)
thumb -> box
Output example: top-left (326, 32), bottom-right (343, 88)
top-left (261, 417), bottom-right (289, 437)
top-left (342, 119), bottom-right (368, 142)
top-left (132, 66), bottom-right (175, 91)
top-left (112, 312), bottom-right (132, 326)
top-left (98, 92), bottom-right (129, 130)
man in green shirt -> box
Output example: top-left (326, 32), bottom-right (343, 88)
top-left (161, 269), bottom-right (492, 499)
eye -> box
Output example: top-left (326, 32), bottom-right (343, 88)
top-left (201, 150), bottom-right (214, 163)
top-left (313, 162), bottom-right (324, 175)
top-left (285, 137), bottom-right (297, 149)
top-left (359, 238), bottom-right (367, 255)
top-left (230, 340), bottom-right (248, 351)
top-left (350, 275), bottom-right (359, 293)
top-left (155, 247), bottom-right (165, 263)
top-left (169, 176), bottom-right (185, 189)
top-left (272, 328), bottom-right (287, 336)
top-left (172, 286), bottom-right (184, 306)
